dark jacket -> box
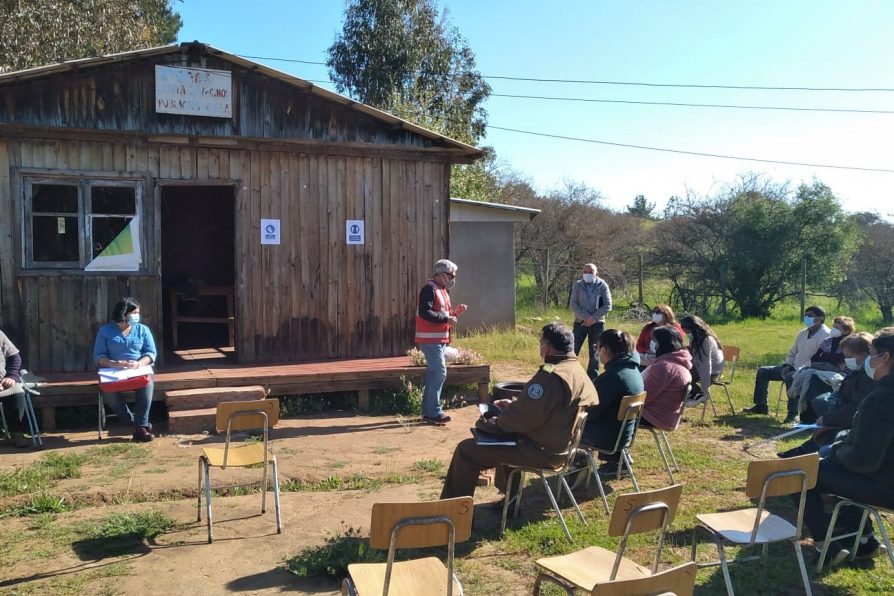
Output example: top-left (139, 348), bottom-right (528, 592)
top-left (582, 353), bottom-right (644, 450)
top-left (829, 373), bottom-right (894, 486)
top-left (820, 369), bottom-right (876, 428)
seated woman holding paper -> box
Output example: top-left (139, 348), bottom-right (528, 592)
top-left (93, 297), bottom-right (157, 442)
top-left (779, 333), bottom-right (876, 458)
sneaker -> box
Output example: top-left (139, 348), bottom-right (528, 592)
top-left (778, 446), bottom-right (806, 459)
top-left (597, 463), bottom-right (628, 478)
top-left (132, 426), bottom-right (154, 442)
top-left (685, 393), bottom-right (710, 408)
top-left (422, 414), bottom-right (452, 425)
top-left (784, 413), bottom-right (799, 424)
top-left (744, 404), bottom-right (770, 415)
top-left (856, 536), bottom-right (888, 560)
top-left (817, 542), bottom-right (850, 568)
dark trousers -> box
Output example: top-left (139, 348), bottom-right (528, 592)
top-left (0, 386), bottom-right (26, 433)
top-left (573, 321), bottom-right (604, 377)
top-left (752, 365), bottom-right (796, 412)
top-left (440, 438), bottom-right (561, 499)
top-left (801, 458), bottom-right (894, 543)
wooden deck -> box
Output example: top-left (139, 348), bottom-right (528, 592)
top-left (33, 355), bottom-right (491, 430)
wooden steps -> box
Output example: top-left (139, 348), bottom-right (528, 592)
top-left (165, 385), bottom-right (265, 434)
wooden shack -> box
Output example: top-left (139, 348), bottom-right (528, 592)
top-left (0, 42), bottom-right (481, 373)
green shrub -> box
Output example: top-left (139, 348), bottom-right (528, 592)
top-left (285, 525), bottom-right (384, 579)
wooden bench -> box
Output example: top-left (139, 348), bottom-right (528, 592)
top-left (168, 286), bottom-right (235, 348)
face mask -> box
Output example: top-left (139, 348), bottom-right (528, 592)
top-left (126, 313), bottom-right (140, 325)
top-left (445, 278), bottom-right (456, 290)
top-left (844, 357), bottom-right (859, 371)
top-left (865, 354), bottom-right (878, 380)
top-left (649, 339), bottom-right (658, 354)
top-left (829, 327), bottom-right (842, 338)
top-left (803, 315), bottom-right (814, 327)
top-left (582, 273), bottom-right (595, 283)
top-left (685, 332), bottom-right (693, 343)
top-left (652, 313), bottom-right (665, 324)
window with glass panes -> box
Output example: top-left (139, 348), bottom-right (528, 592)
top-left (24, 177), bottom-right (143, 270)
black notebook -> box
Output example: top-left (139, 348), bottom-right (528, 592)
top-left (471, 428), bottom-right (517, 446)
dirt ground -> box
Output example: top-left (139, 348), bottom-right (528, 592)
top-left (0, 401), bottom-right (509, 595)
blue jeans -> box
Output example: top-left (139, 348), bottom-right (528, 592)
top-left (103, 380), bottom-right (154, 428)
top-left (752, 365), bottom-right (795, 410)
top-left (419, 343), bottom-right (447, 418)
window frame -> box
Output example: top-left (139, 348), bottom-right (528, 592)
top-left (22, 174), bottom-right (145, 272)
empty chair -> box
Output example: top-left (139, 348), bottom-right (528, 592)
top-left (533, 484), bottom-right (684, 595)
top-left (562, 391), bottom-right (646, 514)
top-left (588, 562), bottom-right (697, 596)
top-left (197, 399), bottom-right (282, 543)
top-left (500, 412), bottom-right (588, 542)
top-left (341, 496), bottom-right (473, 596)
top-left (690, 453), bottom-right (819, 595)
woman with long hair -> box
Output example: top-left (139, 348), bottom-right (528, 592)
top-left (679, 315), bottom-right (724, 407)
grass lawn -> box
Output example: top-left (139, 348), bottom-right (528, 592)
top-left (452, 309), bottom-right (894, 595)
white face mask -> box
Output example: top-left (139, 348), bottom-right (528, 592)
top-left (649, 339), bottom-right (658, 354)
top-left (652, 313), bottom-right (665, 324)
top-left (844, 357), bottom-right (859, 371)
top-left (582, 273), bottom-right (596, 283)
top-left (829, 327), bottom-right (842, 338)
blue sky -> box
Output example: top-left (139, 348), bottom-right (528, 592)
top-left (177, 1), bottom-right (894, 215)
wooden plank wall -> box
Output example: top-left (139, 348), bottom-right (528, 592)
top-left (2, 136), bottom-right (448, 371)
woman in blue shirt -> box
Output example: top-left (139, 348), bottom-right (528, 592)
top-left (93, 297), bottom-right (157, 442)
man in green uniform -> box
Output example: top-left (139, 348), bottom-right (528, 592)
top-left (440, 322), bottom-right (599, 499)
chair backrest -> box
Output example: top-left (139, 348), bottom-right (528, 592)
top-left (609, 483), bottom-right (683, 537)
top-left (609, 391), bottom-right (646, 453)
top-left (215, 399), bottom-right (280, 433)
top-left (557, 411), bottom-right (589, 472)
top-left (589, 562), bottom-right (697, 596)
top-left (745, 453), bottom-right (819, 498)
top-left (369, 497), bottom-right (473, 550)
top-left (719, 345), bottom-right (740, 383)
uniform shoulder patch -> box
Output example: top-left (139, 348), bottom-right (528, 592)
top-left (541, 363), bottom-right (555, 373)
top-left (527, 383), bottom-right (544, 400)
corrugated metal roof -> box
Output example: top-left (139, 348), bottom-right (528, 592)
top-left (0, 41), bottom-right (483, 158)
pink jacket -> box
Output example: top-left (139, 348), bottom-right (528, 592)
top-left (642, 349), bottom-right (693, 430)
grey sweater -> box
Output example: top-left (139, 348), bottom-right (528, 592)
top-left (570, 278), bottom-right (612, 323)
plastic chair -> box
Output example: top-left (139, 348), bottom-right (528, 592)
top-left (562, 392), bottom-right (646, 514)
top-left (500, 411), bottom-right (589, 542)
top-left (816, 497), bottom-right (894, 571)
top-left (197, 399), bottom-right (282, 543)
top-left (341, 497), bottom-right (473, 596)
top-left (588, 562), bottom-right (697, 596)
top-left (533, 484), bottom-right (684, 595)
top-left (641, 385), bottom-right (690, 485)
top-left (0, 370), bottom-right (42, 447)
top-left (690, 453), bottom-right (819, 595)
top-left (697, 345), bottom-right (739, 421)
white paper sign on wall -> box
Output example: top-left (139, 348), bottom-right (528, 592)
top-left (261, 219), bottom-right (280, 245)
top-left (346, 220), bottom-right (365, 245)
top-left (155, 65), bottom-right (232, 118)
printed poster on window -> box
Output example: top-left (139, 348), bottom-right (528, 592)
top-left (85, 216), bottom-right (142, 271)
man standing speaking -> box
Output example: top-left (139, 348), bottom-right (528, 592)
top-left (570, 263), bottom-right (612, 378)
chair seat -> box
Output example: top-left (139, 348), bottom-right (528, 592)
top-left (202, 443), bottom-right (270, 467)
top-left (348, 557), bottom-right (457, 595)
top-left (535, 546), bottom-right (651, 590)
top-left (697, 508), bottom-right (796, 544)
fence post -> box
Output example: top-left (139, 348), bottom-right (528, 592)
top-left (638, 253), bottom-right (644, 307)
top-left (800, 258), bottom-right (807, 316)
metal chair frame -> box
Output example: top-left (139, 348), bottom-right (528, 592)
top-left (641, 385), bottom-right (690, 485)
top-left (691, 457), bottom-right (816, 596)
top-left (816, 498), bottom-right (894, 571)
top-left (561, 392), bottom-right (645, 514)
top-left (697, 345), bottom-right (739, 421)
top-left (499, 412), bottom-right (588, 542)
top-left (197, 403), bottom-right (282, 543)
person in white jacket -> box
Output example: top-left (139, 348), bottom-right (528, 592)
top-left (745, 305), bottom-right (831, 422)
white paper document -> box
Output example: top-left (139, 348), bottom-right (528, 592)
top-left (98, 365), bottom-right (154, 383)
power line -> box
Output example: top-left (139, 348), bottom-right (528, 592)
top-left (487, 125), bottom-right (894, 174)
top-left (490, 93), bottom-right (894, 114)
top-left (237, 54), bottom-right (894, 93)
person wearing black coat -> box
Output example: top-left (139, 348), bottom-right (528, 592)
top-left (801, 327), bottom-right (894, 566)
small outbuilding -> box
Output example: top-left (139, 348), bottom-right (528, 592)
top-left (448, 198), bottom-right (539, 330)
top-left (0, 42), bottom-right (482, 373)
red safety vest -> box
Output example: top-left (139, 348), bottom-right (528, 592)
top-left (415, 280), bottom-right (452, 344)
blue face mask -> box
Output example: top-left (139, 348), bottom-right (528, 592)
top-left (126, 313), bottom-right (140, 325)
top-left (803, 315), bottom-right (814, 327)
